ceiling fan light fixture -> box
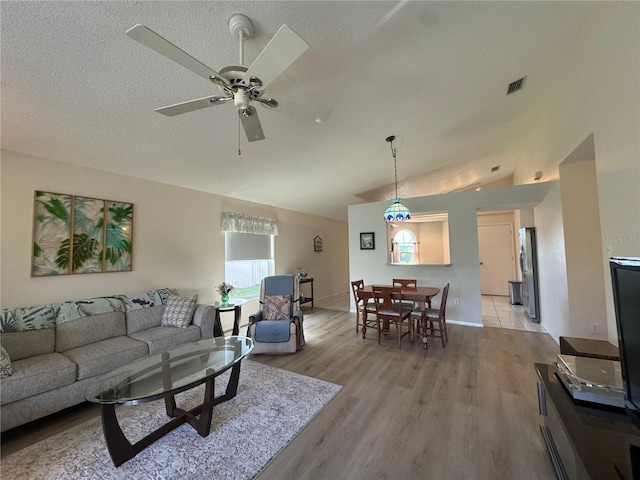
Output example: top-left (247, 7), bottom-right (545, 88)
top-left (384, 135), bottom-right (411, 222)
top-left (126, 16), bottom-right (330, 146)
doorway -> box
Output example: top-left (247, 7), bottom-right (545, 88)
top-left (478, 223), bottom-right (515, 296)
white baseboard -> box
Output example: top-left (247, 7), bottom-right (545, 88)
top-left (447, 319), bottom-right (483, 328)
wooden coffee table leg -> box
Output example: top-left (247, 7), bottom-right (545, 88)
top-left (101, 404), bottom-right (140, 467)
top-left (100, 360), bottom-right (245, 467)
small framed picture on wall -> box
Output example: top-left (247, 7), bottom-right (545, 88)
top-left (360, 232), bottom-right (375, 250)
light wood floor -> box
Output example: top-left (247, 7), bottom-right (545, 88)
top-left (1, 292), bottom-right (560, 479)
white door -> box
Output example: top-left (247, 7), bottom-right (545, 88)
top-left (478, 224), bottom-right (515, 296)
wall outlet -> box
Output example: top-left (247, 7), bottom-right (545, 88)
top-left (591, 323), bottom-right (600, 334)
top-left (453, 298), bottom-right (460, 306)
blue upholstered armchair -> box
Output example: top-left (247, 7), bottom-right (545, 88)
top-left (247, 275), bottom-right (305, 354)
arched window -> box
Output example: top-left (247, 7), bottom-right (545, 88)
top-left (392, 229), bottom-right (418, 264)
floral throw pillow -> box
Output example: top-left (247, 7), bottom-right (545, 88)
top-left (161, 294), bottom-right (198, 328)
top-left (0, 345), bottom-right (12, 378)
top-left (262, 294), bottom-right (291, 320)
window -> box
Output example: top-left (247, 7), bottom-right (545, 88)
top-left (392, 229), bottom-right (417, 264)
top-left (386, 213), bottom-right (450, 264)
top-left (224, 232), bottom-right (274, 300)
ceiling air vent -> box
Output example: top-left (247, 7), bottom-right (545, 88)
top-left (506, 76), bottom-right (527, 95)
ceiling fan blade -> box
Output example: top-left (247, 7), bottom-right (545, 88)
top-left (238, 107), bottom-right (265, 142)
top-left (259, 96), bottom-right (332, 123)
top-left (242, 25), bottom-right (309, 90)
top-left (155, 96), bottom-right (230, 117)
top-left (126, 24), bottom-right (229, 86)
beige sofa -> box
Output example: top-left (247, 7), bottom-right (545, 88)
top-left (0, 288), bottom-right (221, 432)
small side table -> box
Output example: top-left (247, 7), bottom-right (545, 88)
top-left (215, 304), bottom-right (242, 336)
top-left (299, 277), bottom-right (314, 309)
top-left (559, 336), bottom-right (620, 361)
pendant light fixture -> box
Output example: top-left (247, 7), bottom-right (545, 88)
top-left (384, 135), bottom-right (411, 222)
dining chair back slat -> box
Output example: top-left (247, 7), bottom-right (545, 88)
top-left (392, 278), bottom-right (417, 288)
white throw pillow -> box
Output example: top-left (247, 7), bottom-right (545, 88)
top-left (161, 294), bottom-right (198, 328)
top-left (0, 345), bottom-right (12, 378)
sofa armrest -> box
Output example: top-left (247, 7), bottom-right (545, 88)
top-left (293, 308), bottom-right (303, 322)
top-left (249, 309), bottom-right (263, 324)
top-left (192, 304), bottom-right (221, 339)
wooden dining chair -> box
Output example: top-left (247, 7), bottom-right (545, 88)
top-left (372, 285), bottom-right (413, 348)
top-left (411, 283), bottom-right (449, 349)
top-left (351, 279), bottom-right (378, 337)
top-left (393, 278), bottom-right (417, 309)
top-left (392, 278), bottom-right (417, 288)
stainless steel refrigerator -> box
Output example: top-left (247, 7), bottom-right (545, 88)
top-left (519, 227), bottom-right (540, 322)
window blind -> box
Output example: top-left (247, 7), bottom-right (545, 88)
top-left (225, 232), bottom-right (272, 261)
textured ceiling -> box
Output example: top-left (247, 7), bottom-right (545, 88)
top-left (1, 1), bottom-right (593, 221)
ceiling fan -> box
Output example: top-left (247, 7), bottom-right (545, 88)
top-left (126, 14), bottom-right (331, 143)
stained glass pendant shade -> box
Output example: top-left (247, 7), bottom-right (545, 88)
top-left (384, 135), bottom-right (411, 222)
top-left (385, 198), bottom-right (411, 221)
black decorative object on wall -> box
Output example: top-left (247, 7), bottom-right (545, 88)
top-left (360, 232), bottom-right (375, 250)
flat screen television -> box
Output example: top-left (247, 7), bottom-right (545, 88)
top-left (610, 257), bottom-right (640, 425)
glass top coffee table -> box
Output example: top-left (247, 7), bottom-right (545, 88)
top-left (85, 336), bottom-right (253, 466)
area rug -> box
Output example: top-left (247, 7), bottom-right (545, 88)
top-left (1, 360), bottom-right (342, 480)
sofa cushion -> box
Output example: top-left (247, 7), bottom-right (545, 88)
top-left (127, 305), bottom-right (164, 335)
top-left (1, 304), bottom-right (57, 332)
top-left (161, 295), bottom-right (198, 328)
top-left (55, 311), bottom-right (126, 353)
top-left (1, 328), bottom-right (55, 361)
top-left (128, 325), bottom-right (201, 354)
top-left (61, 336), bottom-right (148, 380)
top-left (1, 352), bottom-right (76, 404)
top-left (0, 346), bottom-right (12, 378)
top-left (262, 294), bottom-right (291, 320)
top-left (118, 288), bottom-right (175, 312)
top-left (55, 296), bottom-right (124, 326)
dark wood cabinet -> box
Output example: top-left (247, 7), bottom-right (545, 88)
top-left (536, 363), bottom-right (640, 479)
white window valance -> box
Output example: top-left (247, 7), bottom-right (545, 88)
top-left (221, 212), bottom-right (279, 236)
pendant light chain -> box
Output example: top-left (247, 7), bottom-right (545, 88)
top-left (383, 135), bottom-right (411, 222)
top-left (389, 138), bottom-right (398, 199)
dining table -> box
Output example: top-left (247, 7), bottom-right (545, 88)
top-left (357, 285), bottom-right (440, 342)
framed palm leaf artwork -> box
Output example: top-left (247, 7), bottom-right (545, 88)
top-left (71, 196), bottom-right (105, 273)
top-left (31, 191), bottom-right (134, 276)
top-left (32, 191), bottom-right (72, 276)
top-left (104, 201), bottom-right (133, 272)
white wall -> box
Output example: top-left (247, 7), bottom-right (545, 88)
top-left (534, 184), bottom-right (570, 342)
top-left (513, 3), bottom-right (640, 343)
top-left (559, 144), bottom-right (608, 340)
top-left (348, 183), bottom-right (546, 326)
top-left (0, 150), bottom-right (349, 312)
